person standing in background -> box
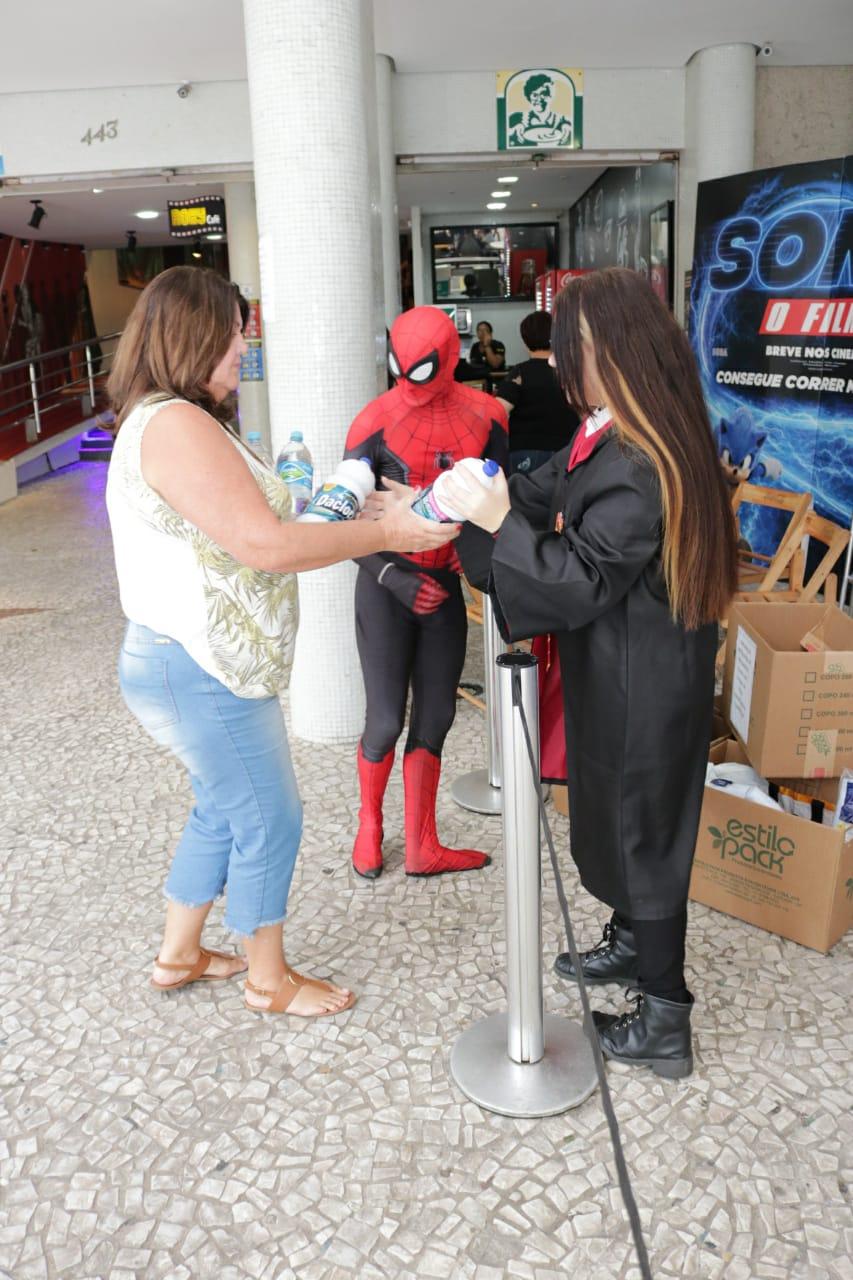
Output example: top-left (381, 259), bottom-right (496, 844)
top-left (468, 321), bottom-right (506, 374)
top-left (496, 310), bottom-right (580, 474)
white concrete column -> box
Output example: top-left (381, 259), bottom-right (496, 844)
top-left (243, 0), bottom-right (381, 742)
top-left (411, 205), bottom-right (425, 306)
top-left (677, 43), bottom-right (756, 323)
top-left (362, 28), bottom-right (387, 394)
top-left (376, 54), bottom-right (401, 327)
top-left (223, 181), bottom-right (270, 451)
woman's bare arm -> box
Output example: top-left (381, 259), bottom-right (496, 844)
top-left (140, 403), bottom-right (456, 573)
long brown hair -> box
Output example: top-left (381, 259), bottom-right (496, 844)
top-left (107, 266), bottom-right (241, 430)
top-left (552, 268), bottom-right (737, 629)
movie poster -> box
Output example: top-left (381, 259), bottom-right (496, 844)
top-left (690, 156), bottom-right (852, 554)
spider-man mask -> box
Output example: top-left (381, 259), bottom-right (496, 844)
top-left (388, 307), bottom-right (460, 407)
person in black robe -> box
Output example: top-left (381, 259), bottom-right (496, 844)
top-left (442, 267), bottom-right (738, 1080)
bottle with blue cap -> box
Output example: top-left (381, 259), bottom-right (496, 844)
top-left (411, 457), bottom-right (501, 523)
top-left (276, 430), bottom-right (314, 515)
top-left (297, 457), bottom-right (376, 523)
top-left (245, 430), bottom-right (274, 469)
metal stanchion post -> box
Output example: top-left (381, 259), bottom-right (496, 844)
top-left (85, 344), bottom-right (96, 409)
top-left (452, 593), bottom-right (504, 815)
top-left (28, 362), bottom-right (41, 437)
top-left (450, 652), bottom-right (598, 1117)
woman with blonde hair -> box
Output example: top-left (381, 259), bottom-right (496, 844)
top-left (441, 267), bottom-right (738, 1078)
top-left (106, 266), bottom-right (456, 1018)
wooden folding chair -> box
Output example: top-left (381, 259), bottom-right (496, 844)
top-left (458, 578), bottom-right (486, 710)
top-left (778, 511), bottom-right (849, 604)
top-left (731, 482), bottom-right (812, 601)
top-left (716, 483), bottom-right (813, 674)
top-left (463, 579), bottom-right (484, 626)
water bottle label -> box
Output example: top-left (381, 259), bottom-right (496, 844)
top-left (411, 486), bottom-right (450, 522)
top-left (277, 459), bottom-right (313, 487)
top-left (277, 459), bottom-right (313, 514)
top-left (303, 482), bottom-right (359, 522)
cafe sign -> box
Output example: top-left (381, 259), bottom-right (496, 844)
top-left (496, 69), bottom-right (583, 151)
top-left (167, 195), bottom-right (227, 238)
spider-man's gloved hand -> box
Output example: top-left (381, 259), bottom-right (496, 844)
top-left (377, 563), bottom-right (449, 615)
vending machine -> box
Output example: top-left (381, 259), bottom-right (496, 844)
top-left (534, 269), bottom-right (587, 313)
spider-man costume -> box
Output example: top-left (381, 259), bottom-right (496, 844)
top-left (344, 307), bottom-right (508, 878)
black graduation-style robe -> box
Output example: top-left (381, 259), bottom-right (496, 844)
top-left (461, 432), bottom-right (716, 921)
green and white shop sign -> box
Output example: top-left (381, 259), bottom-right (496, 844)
top-left (496, 68), bottom-right (583, 151)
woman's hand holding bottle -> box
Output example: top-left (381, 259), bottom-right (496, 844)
top-left (367, 478), bottom-right (460, 554)
top-left (441, 464), bottom-right (511, 533)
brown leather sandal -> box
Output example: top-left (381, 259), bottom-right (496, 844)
top-left (151, 946), bottom-right (247, 991)
top-left (245, 965), bottom-right (356, 1017)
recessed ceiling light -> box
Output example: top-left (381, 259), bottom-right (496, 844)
top-left (92, 188), bottom-right (104, 194)
top-left (497, 176), bottom-right (519, 183)
top-left (491, 190), bottom-right (511, 199)
top-left (206, 233), bottom-right (224, 242)
top-left (486, 202), bottom-right (506, 211)
top-left (135, 210), bottom-right (160, 220)
top-left (530, 202), bottom-right (539, 208)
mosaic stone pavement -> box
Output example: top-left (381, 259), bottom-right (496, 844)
top-left (1, 462), bottom-right (851, 1280)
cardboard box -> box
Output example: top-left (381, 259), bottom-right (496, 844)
top-left (690, 741), bottom-right (853, 953)
top-left (551, 785), bottom-right (569, 816)
top-left (710, 696), bottom-right (732, 751)
top-left (800, 610), bottom-right (832, 653)
top-left (723, 603), bottom-right (853, 779)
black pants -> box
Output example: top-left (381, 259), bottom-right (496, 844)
top-left (613, 908), bottom-right (689, 1002)
top-left (355, 567), bottom-right (467, 761)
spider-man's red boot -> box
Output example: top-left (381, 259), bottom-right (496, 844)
top-left (352, 745), bottom-right (395, 879)
top-left (403, 747), bottom-right (491, 877)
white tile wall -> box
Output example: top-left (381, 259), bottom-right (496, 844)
top-left (678, 43), bottom-right (756, 321)
top-left (393, 68), bottom-right (685, 156)
top-left (243, 0), bottom-right (380, 743)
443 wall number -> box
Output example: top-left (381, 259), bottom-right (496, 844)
top-left (80, 121), bottom-right (118, 145)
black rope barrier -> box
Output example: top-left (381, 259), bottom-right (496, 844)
top-left (510, 663), bottom-right (653, 1280)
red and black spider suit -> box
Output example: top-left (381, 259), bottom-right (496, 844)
top-left (344, 307), bottom-right (508, 879)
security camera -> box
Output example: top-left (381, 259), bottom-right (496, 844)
top-left (177, 82), bottom-right (192, 98)
top-left (756, 44), bottom-right (774, 58)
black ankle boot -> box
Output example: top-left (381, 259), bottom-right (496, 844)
top-left (554, 919), bottom-right (639, 986)
top-left (594, 989), bottom-right (694, 1079)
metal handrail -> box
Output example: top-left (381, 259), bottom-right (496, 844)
top-left (0, 331), bottom-right (122, 442)
top-left (0, 332), bottom-right (122, 376)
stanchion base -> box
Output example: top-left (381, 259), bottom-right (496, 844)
top-left (451, 771), bottom-right (549, 815)
top-left (450, 1012), bottom-right (598, 1117)
top-left (451, 769), bottom-right (502, 815)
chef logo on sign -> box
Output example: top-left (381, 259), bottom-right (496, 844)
top-left (496, 68), bottom-right (583, 151)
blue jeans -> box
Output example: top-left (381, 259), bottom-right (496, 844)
top-left (118, 622), bottom-right (303, 936)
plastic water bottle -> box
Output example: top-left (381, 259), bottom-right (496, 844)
top-left (411, 457), bottom-right (501, 522)
top-left (276, 430), bottom-right (314, 516)
top-left (297, 457), bottom-right (375, 523)
top-left (246, 431), bottom-right (274, 469)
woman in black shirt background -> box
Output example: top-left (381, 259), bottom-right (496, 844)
top-left (467, 320), bottom-right (506, 374)
top-left (497, 310), bottom-right (579, 474)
